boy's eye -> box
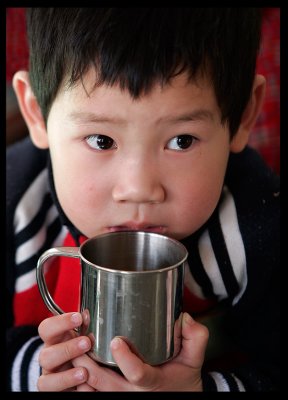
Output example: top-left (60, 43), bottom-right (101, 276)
top-left (166, 134), bottom-right (195, 151)
top-left (85, 134), bottom-right (117, 151)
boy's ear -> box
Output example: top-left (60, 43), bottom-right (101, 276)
top-left (230, 74), bottom-right (266, 153)
top-left (12, 71), bottom-right (49, 149)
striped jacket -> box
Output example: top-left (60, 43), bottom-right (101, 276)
top-left (6, 137), bottom-right (280, 391)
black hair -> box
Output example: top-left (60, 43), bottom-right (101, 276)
top-left (26, 8), bottom-right (262, 137)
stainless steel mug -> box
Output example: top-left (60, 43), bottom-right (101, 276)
top-left (36, 231), bottom-right (188, 366)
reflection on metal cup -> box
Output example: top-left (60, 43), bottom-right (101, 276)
top-left (37, 231), bottom-right (188, 366)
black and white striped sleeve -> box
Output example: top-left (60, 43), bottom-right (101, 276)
top-left (6, 326), bottom-right (43, 392)
top-left (202, 371), bottom-right (246, 391)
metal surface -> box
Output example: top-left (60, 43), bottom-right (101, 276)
top-left (37, 231), bottom-right (188, 366)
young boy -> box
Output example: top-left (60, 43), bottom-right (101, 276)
top-left (6, 8), bottom-right (279, 391)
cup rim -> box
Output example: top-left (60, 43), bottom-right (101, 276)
top-left (79, 230), bottom-right (188, 274)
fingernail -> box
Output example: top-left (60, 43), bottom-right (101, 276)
top-left (183, 312), bottom-right (194, 325)
top-left (78, 338), bottom-right (90, 350)
top-left (110, 337), bottom-right (122, 350)
top-left (74, 369), bottom-right (84, 381)
top-left (71, 312), bottom-right (82, 326)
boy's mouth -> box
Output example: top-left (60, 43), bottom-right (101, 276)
top-left (108, 223), bottom-right (166, 234)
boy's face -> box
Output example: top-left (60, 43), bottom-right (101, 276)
top-left (46, 71), bottom-right (232, 240)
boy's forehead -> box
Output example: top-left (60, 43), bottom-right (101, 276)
top-left (48, 69), bottom-right (221, 127)
top-left (50, 76), bottom-right (220, 131)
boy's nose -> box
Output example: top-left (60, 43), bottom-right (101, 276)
top-left (112, 159), bottom-right (165, 204)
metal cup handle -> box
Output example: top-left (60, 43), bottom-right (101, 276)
top-left (36, 247), bottom-right (80, 315)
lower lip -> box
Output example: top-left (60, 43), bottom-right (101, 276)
top-left (108, 226), bottom-right (166, 234)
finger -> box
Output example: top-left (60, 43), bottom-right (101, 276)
top-left (176, 312), bottom-right (209, 368)
top-left (37, 367), bottom-right (87, 392)
top-left (76, 383), bottom-right (96, 392)
top-left (38, 312), bottom-right (82, 345)
top-left (72, 354), bottom-right (130, 391)
top-left (38, 336), bottom-right (91, 371)
top-left (110, 337), bottom-right (158, 389)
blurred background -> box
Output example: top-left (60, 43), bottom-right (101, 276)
top-left (6, 7), bottom-right (280, 175)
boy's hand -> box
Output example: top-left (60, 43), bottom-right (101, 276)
top-left (37, 312), bottom-right (95, 392)
top-left (73, 312), bottom-right (209, 391)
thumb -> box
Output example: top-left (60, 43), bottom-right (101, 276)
top-left (176, 312), bottom-right (209, 368)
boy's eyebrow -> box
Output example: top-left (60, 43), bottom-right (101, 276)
top-left (161, 109), bottom-right (214, 124)
top-left (68, 109), bottom-right (214, 124)
top-left (68, 111), bottom-right (126, 124)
